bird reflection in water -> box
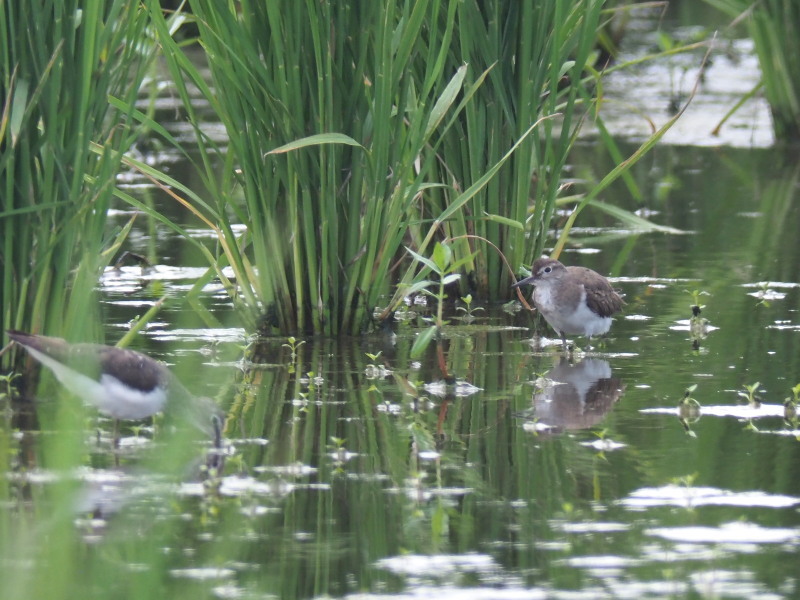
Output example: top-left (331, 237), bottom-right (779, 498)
top-left (519, 358), bottom-right (625, 433)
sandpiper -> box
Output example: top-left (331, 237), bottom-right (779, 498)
top-left (513, 257), bottom-right (625, 351)
top-left (7, 330), bottom-right (220, 433)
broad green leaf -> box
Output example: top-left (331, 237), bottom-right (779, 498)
top-left (400, 279), bottom-right (436, 297)
top-left (406, 246), bottom-right (439, 274)
top-left (9, 78), bottom-right (29, 144)
top-left (410, 325), bottom-right (438, 359)
top-left (483, 213), bottom-right (525, 230)
top-left (558, 61), bottom-right (576, 79)
top-left (432, 241), bottom-right (452, 272)
top-left (442, 273), bottom-right (461, 285)
top-left (424, 64), bottom-right (467, 137)
top-left (266, 133), bottom-right (365, 155)
top-left (449, 251), bottom-right (480, 273)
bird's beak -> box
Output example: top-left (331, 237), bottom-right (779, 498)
top-left (512, 275), bottom-right (536, 288)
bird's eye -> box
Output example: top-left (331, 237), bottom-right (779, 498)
top-left (544, 266), bottom-right (552, 273)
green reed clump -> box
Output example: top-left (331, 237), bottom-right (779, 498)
top-left (705, 0), bottom-right (800, 140)
top-left (421, 1), bottom-right (604, 300)
top-left (0, 3), bottom-right (160, 597)
top-left (1, 0), bottom-right (154, 346)
top-left (151, 0), bottom-right (605, 335)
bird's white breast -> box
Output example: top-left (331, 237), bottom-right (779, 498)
top-left (534, 284), bottom-right (612, 337)
top-left (22, 345), bottom-right (168, 420)
top-left (99, 374), bottom-right (168, 420)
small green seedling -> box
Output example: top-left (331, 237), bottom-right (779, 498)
top-left (685, 289), bottom-right (709, 315)
top-left (0, 372), bottom-right (21, 402)
top-left (671, 473), bottom-right (699, 488)
top-left (282, 336), bottom-right (305, 362)
top-left (455, 294), bottom-right (484, 323)
top-left (785, 383), bottom-right (800, 405)
top-left (403, 241), bottom-right (478, 358)
top-left (753, 282), bottom-right (781, 307)
top-left (738, 382), bottom-right (761, 408)
top-left (679, 384), bottom-right (700, 409)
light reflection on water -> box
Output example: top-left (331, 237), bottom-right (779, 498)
top-left (14, 155), bottom-right (800, 599)
top-left (11, 254), bottom-right (800, 598)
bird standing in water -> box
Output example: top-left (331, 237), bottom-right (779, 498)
top-left (6, 330), bottom-right (221, 436)
top-left (513, 257), bottom-right (625, 351)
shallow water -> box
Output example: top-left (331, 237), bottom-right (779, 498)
top-left (11, 144), bottom-right (800, 597)
top-left (5, 12), bottom-right (800, 600)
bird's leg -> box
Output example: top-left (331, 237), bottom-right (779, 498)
top-left (560, 332), bottom-right (569, 354)
top-left (200, 414), bottom-right (226, 493)
top-left (112, 419), bottom-right (121, 467)
top-left (206, 413), bottom-right (225, 475)
top-left (212, 414), bottom-right (223, 450)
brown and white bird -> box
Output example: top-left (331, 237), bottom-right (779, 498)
top-left (513, 257), bottom-right (625, 351)
top-left (7, 330), bottom-right (220, 433)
